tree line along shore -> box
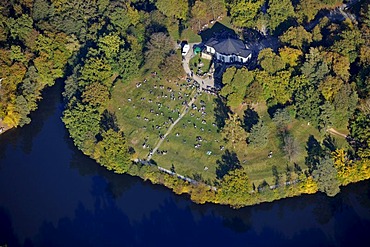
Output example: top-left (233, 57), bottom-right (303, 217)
top-left (1, 0), bottom-right (369, 208)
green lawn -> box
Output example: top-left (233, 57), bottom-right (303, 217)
top-left (189, 54), bottom-right (211, 74)
top-left (109, 71), bottom-right (334, 187)
top-left (180, 28), bottom-right (202, 43)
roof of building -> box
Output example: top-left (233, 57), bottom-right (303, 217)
top-left (205, 37), bottom-right (251, 58)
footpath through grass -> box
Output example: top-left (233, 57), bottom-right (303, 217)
top-left (109, 71), bottom-right (344, 187)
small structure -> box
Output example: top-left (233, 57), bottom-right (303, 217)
top-left (194, 46), bottom-right (202, 55)
top-left (204, 37), bottom-right (252, 64)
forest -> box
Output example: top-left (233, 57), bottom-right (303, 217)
top-left (0, 0), bottom-right (369, 208)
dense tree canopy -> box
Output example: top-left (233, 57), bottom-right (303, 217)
top-left (1, 0), bottom-right (370, 208)
top-left (267, 0), bottom-right (295, 31)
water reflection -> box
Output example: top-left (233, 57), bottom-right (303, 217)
top-left (1, 80), bottom-right (370, 246)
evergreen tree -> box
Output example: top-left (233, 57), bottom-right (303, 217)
top-left (313, 156), bottom-right (340, 197)
top-left (248, 120), bottom-right (270, 148)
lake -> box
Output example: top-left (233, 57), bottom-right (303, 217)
top-left (1, 81), bottom-right (370, 246)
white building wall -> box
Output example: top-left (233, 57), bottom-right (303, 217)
top-left (214, 52), bottom-right (251, 63)
top-left (206, 46), bottom-right (215, 54)
top-left (224, 55), bottom-right (230, 63)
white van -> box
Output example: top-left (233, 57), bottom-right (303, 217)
top-left (182, 43), bottom-right (190, 56)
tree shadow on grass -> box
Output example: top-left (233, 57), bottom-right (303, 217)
top-left (100, 110), bottom-right (119, 132)
top-left (305, 135), bottom-right (323, 172)
top-left (243, 107), bottom-right (259, 132)
top-left (216, 149), bottom-right (241, 179)
top-left (267, 103), bottom-right (285, 118)
top-left (322, 135), bottom-right (336, 153)
top-left (213, 96), bottom-right (231, 131)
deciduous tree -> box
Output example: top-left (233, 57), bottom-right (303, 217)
top-left (228, 0), bottom-right (264, 28)
top-left (94, 129), bottom-right (131, 174)
top-left (218, 168), bottom-right (252, 207)
top-left (267, 0), bottom-right (295, 31)
top-left (280, 26), bottom-right (312, 49)
top-left (221, 113), bottom-right (248, 150)
top-left (155, 0), bottom-right (188, 20)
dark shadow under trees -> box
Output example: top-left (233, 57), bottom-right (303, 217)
top-left (216, 149), bottom-right (241, 179)
top-left (214, 96), bottom-right (232, 130)
top-left (305, 135), bottom-right (323, 173)
top-left (100, 110), bottom-right (119, 132)
top-left (243, 107), bottom-right (259, 132)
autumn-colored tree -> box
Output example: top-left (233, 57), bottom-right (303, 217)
top-left (144, 32), bottom-right (174, 69)
top-left (160, 53), bottom-right (184, 79)
top-left (155, 0), bottom-right (188, 20)
top-left (79, 56), bottom-right (113, 88)
top-left (298, 174), bottom-right (318, 194)
top-left (34, 32), bottom-right (75, 86)
top-left (279, 47), bottom-right (303, 68)
top-left (267, 0), bottom-right (295, 31)
top-left (205, 0), bottom-right (226, 20)
top-left (296, 0), bottom-right (341, 23)
top-left (323, 51), bottom-right (350, 82)
top-left (228, 0), bottom-right (264, 28)
top-left (190, 0), bottom-right (210, 31)
top-left (82, 82), bottom-right (109, 110)
top-left (218, 168), bottom-right (253, 207)
top-left (256, 70), bottom-right (293, 104)
top-left (333, 149), bottom-right (355, 185)
top-left (319, 76), bottom-right (343, 102)
top-left (221, 113), bottom-right (248, 150)
top-left (98, 33), bottom-right (122, 60)
top-left (258, 48), bottom-right (285, 74)
top-left (93, 129), bottom-right (132, 174)
top-left (280, 26), bottom-right (312, 49)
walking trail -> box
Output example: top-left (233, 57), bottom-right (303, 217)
top-left (146, 93), bottom-right (197, 161)
top-left (327, 128), bottom-right (347, 139)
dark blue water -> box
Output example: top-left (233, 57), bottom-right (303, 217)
top-left (1, 82), bottom-right (370, 247)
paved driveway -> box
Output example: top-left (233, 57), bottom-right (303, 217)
top-left (182, 43), bottom-right (215, 89)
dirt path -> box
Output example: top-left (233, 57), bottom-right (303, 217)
top-left (147, 94), bottom-right (197, 161)
top-left (327, 128), bottom-right (347, 138)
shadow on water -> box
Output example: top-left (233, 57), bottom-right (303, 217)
top-left (1, 77), bottom-right (370, 246)
top-left (0, 81), bottom-right (62, 170)
top-left (68, 145), bottom-right (138, 199)
top-left (0, 80), bottom-right (63, 158)
top-left (0, 207), bottom-right (20, 247)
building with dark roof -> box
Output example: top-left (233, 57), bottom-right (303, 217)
top-left (204, 37), bottom-right (252, 64)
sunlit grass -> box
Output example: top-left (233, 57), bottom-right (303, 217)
top-left (110, 72), bottom-right (335, 187)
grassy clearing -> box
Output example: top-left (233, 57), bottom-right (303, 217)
top-left (180, 28), bottom-right (202, 43)
top-left (155, 93), bottom-right (226, 182)
top-left (109, 73), bottom-right (195, 159)
top-left (110, 71), bottom-right (332, 187)
top-left (189, 54), bottom-right (212, 74)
